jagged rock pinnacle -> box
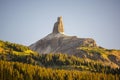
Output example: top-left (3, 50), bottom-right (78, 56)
top-left (53, 16), bottom-right (64, 34)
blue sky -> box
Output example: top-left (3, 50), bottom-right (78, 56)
top-left (0, 0), bottom-right (120, 49)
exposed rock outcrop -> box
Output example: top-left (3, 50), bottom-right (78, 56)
top-left (29, 17), bottom-right (97, 54)
top-left (53, 16), bottom-right (64, 34)
top-left (29, 17), bottom-right (120, 68)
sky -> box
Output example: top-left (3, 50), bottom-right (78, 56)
top-left (0, 0), bottom-right (120, 49)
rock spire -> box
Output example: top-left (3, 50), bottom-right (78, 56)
top-left (29, 16), bottom-right (97, 54)
top-left (53, 16), bottom-right (64, 34)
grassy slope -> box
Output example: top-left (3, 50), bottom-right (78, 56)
top-left (0, 40), bottom-right (37, 56)
top-left (75, 46), bottom-right (120, 68)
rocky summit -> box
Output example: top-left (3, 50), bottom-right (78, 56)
top-left (53, 16), bottom-right (64, 34)
top-left (29, 17), bottom-right (120, 68)
top-left (29, 17), bottom-right (97, 54)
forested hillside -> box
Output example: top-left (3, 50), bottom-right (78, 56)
top-left (0, 61), bottom-right (120, 80)
top-left (0, 40), bottom-right (120, 80)
top-left (0, 40), bottom-right (37, 56)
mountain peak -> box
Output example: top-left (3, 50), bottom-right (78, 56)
top-left (29, 17), bottom-right (97, 54)
top-left (53, 16), bottom-right (64, 34)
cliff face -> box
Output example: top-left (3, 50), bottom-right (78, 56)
top-left (29, 17), bottom-right (97, 54)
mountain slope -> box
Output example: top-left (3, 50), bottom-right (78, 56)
top-left (29, 33), bottom-right (96, 54)
top-left (29, 17), bottom-right (120, 68)
top-left (0, 40), bottom-right (37, 56)
top-left (29, 17), bottom-right (96, 54)
top-left (75, 46), bottom-right (120, 68)
top-left (0, 40), bottom-right (119, 72)
top-left (0, 40), bottom-right (120, 80)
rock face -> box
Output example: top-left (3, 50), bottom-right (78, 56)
top-left (53, 16), bottom-right (64, 34)
top-left (29, 17), bottom-right (97, 54)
